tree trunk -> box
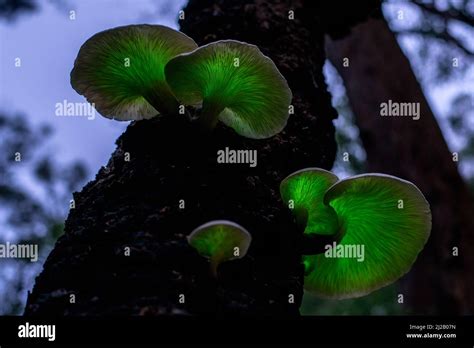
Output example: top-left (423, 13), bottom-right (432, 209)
top-left (25, 0), bottom-right (343, 316)
top-left (326, 18), bottom-right (474, 314)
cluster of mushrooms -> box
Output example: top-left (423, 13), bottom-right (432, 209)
top-left (71, 25), bottom-right (431, 300)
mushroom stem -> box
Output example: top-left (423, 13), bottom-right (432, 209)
top-left (303, 256), bottom-right (315, 276)
top-left (293, 207), bottom-right (342, 255)
top-left (197, 98), bottom-right (224, 132)
top-left (143, 84), bottom-right (181, 117)
top-left (294, 207), bottom-right (309, 230)
top-left (209, 255), bottom-right (220, 278)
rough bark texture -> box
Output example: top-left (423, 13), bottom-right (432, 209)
top-left (24, 0), bottom-right (378, 316)
top-left (326, 18), bottom-right (474, 315)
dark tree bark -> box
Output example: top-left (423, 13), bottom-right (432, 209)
top-left (25, 0), bottom-right (377, 316)
top-left (326, 18), bottom-right (474, 315)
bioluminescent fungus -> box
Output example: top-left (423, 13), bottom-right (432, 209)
top-left (165, 40), bottom-right (292, 138)
top-left (71, 24), bottom-right (197, 120)
top-left (187, 220), bottom-right (252, 277)
top-left (281, 169), bottom-right (432, 299)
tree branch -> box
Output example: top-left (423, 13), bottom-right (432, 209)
top-left (394, 27), bottom-right (473, 56)
top-left (413, 0), bottom-right (474, 27)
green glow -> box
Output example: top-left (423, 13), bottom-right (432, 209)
top-left (165, 40), bottom-right (292, 138)
top-left (187, 220), bottom-right (252, 277)
top-left (280, 168), bottom-right (340, 236)
top-left (304, 174), bottom-right (432, 299)
top-left (71, 24), bottom-right (197, 120)
top-left (303, 256), bottom-right (315, 276)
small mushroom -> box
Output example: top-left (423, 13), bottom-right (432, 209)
top-left (71, 24), bottom-right (197, 120)
top-left (306, 173), bottom-right (431, 299)
top-left (165, 40), bottom-right (292, 138)
top-left (187, 220), bottom-right (252, 277)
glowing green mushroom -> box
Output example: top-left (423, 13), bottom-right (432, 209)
top-left (165, 40), bottom-right (292, 138)
top-left (187, 220), bottom-right (252, 277)
top-left (281, 169), bottom-right (432, 299)
top-left (71, 24), bottom-right (197, 120)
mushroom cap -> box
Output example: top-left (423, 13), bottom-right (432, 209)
top-left (304, 174), bottom-right (432, 299)
top-left (71, 24), bottom-right (197, 120)
top-left (187, 220), bottom-right (252, 262)
top-left (165, 40), bottom-right (292, 138)
top-left (280, 168), bottom-right (340, 236)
